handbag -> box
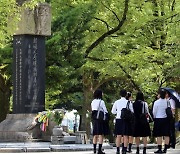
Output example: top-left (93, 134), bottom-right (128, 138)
top-left (139, 102), bottom-right (148, 125)
top-left (166, 101), bottom-right (173, 120)
top-left (121, 101), bottom-right (134, 121)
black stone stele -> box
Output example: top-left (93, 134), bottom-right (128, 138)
top-left (13, 35), bottom-right (45, 113)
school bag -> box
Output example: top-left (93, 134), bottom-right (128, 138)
top-left (121, 101), bottom-right (134, 121)
top-left (139, 102), bottom-right (148, 125)
top-left (166, 101), bottom-right (173, 120)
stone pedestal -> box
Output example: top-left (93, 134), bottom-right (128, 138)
top-left (75, 131), bottom-right (87, 144)
top-left (51, 136), bottom-right (64, 145)
top-left (0, 114), bottom-right (58, 142)
top-left (0, 114), bottom-right (40, 141)
top-left (52, 126), bottom-right (63, 136)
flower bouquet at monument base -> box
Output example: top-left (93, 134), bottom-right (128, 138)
top-left (28, 109), bottom-right (65, 132)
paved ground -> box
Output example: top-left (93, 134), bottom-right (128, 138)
top-left (0, 148), bottom-right (180, 154)
top-left (0, 142), bottom-right (179, 153)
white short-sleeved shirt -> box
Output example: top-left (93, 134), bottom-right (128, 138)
top-left (166, 98), bottom-right (176, 109)
top-left (111, 97), bottom-right (134, 119)
top-left (153, 98), bottom-right (170, 118)
top-left (142, 102), bottom-right (150, 113)
top-left (91, 99), bottom-right (108, 113)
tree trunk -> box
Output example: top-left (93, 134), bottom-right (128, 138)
top-left (0, 74), bottom-right (11, 122)
top-left (79, 72), bottom-right (93, 138)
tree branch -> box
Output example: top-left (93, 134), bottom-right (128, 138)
top-left (84, 0), bottom-right (129, 58)
top-left (117, 62), bottom-right (141, 91)
top-left (94, 77), bottom-right (123, 90)
top-left (87, 56), bottom-right (110, 61)
top-left (0, 74), bottom-right (5, 93)
top-left (94, 17), bottom-right (110, 31)
top-left (87, 55), bottom-right (140, 91)
top-left (171, 0), bottom-right (176, 11)
top-left (100, 1), bottom-right (121, 23)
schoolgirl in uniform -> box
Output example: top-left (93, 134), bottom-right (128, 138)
top-left (165, 90), bottom-right (176, 149)
top-left (153, 89), bottom-right (170, 153)
top-left (121, 92), bottom-right (134, 153)
top-left (111, 89), bottom-right (134, 154)
top-left (133, 92), bottom-right (151, 154)
top-left (91, 89), bottom-right (108, 154)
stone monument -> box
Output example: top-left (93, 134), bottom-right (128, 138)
top-left (0, 0), bottom-right (51, 141)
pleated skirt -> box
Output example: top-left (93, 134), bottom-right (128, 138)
top-left (133, 118), bottom-right (151, 137)
top-left (92, 119), bottom-right (109, 136)
top-left (153, 118), bottom-right (170, 137)
top-left (114, 119), bottom-right (133, 136)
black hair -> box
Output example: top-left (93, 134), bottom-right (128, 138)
top-left (93, 89), bottom-right (103, 99)
top-left (126, 92), bottom-right (132, 100)
top-left (165, 90), bottom-right (171, 97)
top-left (135, 91), bottom-right (144, 101)
top-left (120, 89), bottom-right (127, 97)
top-left (160, 89), bottom-right (166, 99)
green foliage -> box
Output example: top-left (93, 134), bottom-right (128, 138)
top-left (0, 0), bottom-right (20, 47)
top-left (45, 1), bottom-right (96, 110)
top-left (45, 0), bottom-right (180, 114)
top-left (0, 0), bottom-right (45, 47)
top-left (0, 0), bottom-right (179, 126)
top-left (53, 110), bottom-right (64, 125)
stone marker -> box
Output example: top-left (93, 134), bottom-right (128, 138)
top-left (0, 1), bottom-right (51, 141)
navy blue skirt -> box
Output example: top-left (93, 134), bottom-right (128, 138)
top-left (92, 119), bottom-right (109, 136)
top-left (133, 118), bottom-right (151, 137)
top-left (153, 118), bottom-right (170, 137)
top-left (114, 119), bottom-right (133, 136)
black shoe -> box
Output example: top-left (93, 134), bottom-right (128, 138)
top-left (136, 151), bottom-right (140, 154)
top-left (97, 151), bottom-right (105, 154)
top-left (116, 152), bottom-right (120, 154)
top-left (154, 149), bottom-right (163, 153)
top-left (126, 150), bottom-right (132, 153)
top-left (93, 151), bottom-right (96, 154)
top-left (162, 149), bottom-right (167, 153)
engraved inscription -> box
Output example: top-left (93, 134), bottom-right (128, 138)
top-left (32, 37), bottom-right (38, 103)
top-left (13, 35), bottom-right (45, 113)
top-left (19, 48), bottom-right (22, 105)
top-left (27, 44), bottom-right (31, 99)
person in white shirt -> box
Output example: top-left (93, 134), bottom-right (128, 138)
top-left (91, 89), bottom-right (108, 154)
top-left (111, 89), bottom-right (134, 154)
top-left (165, 90), bottom-right (176, 149)
top-left (153, 90), bottom-right (170, 153)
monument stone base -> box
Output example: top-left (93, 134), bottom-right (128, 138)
top-left (0, 114), bottom-right (41, 142)
top-left (51, 136), bottom-right (64, 145)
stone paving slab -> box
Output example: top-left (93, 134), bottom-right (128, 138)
top-left (0, 142), bottom-right (179, 153)
top-left (26, 148), bottom-right (51, 152)
top-left (0, 142), bottom-right (113, 153)
top-left (0, 148), bottom-right (25, 153)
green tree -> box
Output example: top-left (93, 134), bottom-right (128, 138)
top-left (0, 47), bottom-right (12, 122)
top-left (46, 0), bottom-right (180, 137)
